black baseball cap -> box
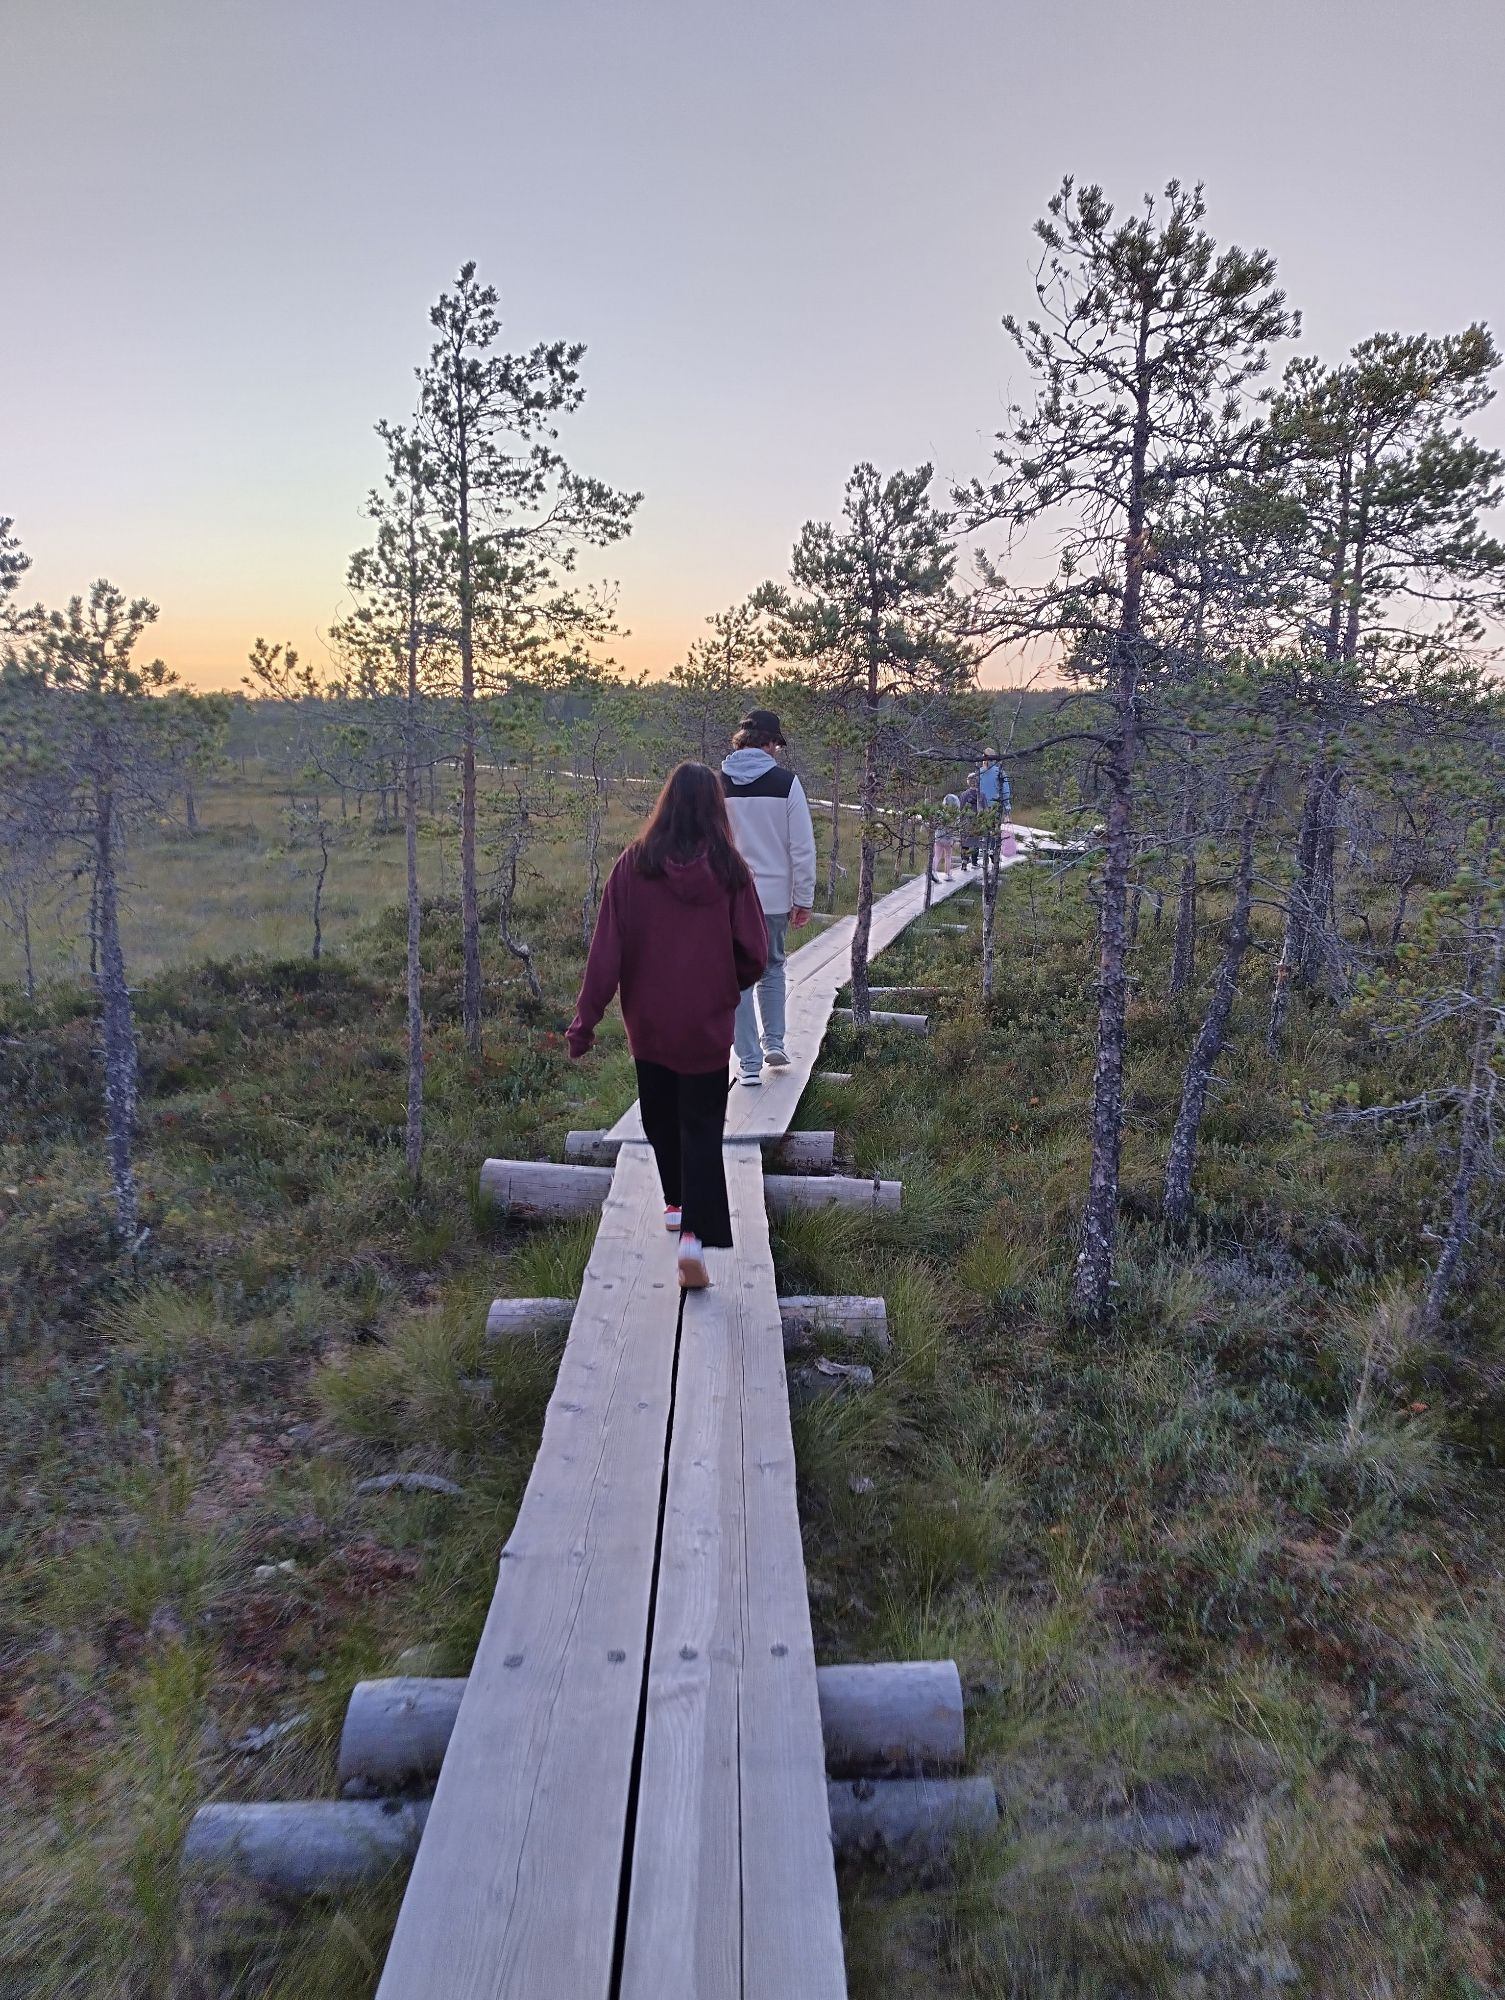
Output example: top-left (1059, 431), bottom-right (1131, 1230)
top-left (738, 708), bottom-right (786, 747)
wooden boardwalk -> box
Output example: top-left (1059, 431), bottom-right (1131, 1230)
top-left (376, 868), bottom-right (982, 2000)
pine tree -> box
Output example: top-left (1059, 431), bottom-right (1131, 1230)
top-left (335, 423), bottom-right (446, 1179)
top-left (416, 263), bottom-right (638, 1054)
top-left (2, 583), bottom-right (180, 1241)
top-left (759, 462), bottom-right (971, 1020)
top-left (960, 177), bottom-right (1296, 1319)
top-left (1258, 327), bottom-right (1505, 1048)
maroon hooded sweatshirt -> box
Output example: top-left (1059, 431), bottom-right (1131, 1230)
top-left (567, 847), bottom-right (769, 1073)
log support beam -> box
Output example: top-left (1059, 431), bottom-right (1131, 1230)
top-left (566, 1128), bottom-right (836, 1171)
top-left (832, 1009), bottom-right (929, 1034)
top-left (488, 1292), bottom-right (889, 1352)
top-left (182, 1775), bottom-right (994, 1893)
top-left (183, 1799), bottom-right (430, 1896)
top-left (826, 1776), bottom-right (997, 1859)
top-left (479, 1161), bottom-right (900, 1221)
top-left (338, 1660), bottom-right (964, 1793)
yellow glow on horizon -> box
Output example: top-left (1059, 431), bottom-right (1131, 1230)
top-left (159, 605), bottom-right (1055, 695)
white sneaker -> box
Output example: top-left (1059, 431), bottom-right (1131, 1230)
top-left (663, 1205), bottom-right (682, 1232)
top-left (739, 1068), bottom-right (762, 1086)
top-left (763, 1047), bottom-right (791, 1069)
top-left (678, 1232), bottom-right (711, 1290)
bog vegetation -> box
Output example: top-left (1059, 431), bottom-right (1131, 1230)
top-left (3, 174), bottom-right (1505, 1996)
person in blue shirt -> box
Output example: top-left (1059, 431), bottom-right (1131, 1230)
top-left (978, 751), bottom-right (1012, 820)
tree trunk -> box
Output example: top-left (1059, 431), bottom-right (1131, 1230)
top-left (1303, 766), bottom-right (1342, 990)
top-left (1387, 867), bottom-right (1417, 955)
top-left (1267, 754), bottom-right (1326, 1053)
top-left (980, 822), bottom-right (1001, 1001)
top-left (497, 838), bottom-right (541, 1000)
top-left (403, 692), bottom-right (424, 1184)
top-left (1421, 916), bottom-right (1505, 1335)
top-left (581, 789), bottom-right (602, 946)
top-left (184, 779), bottom-right (198, 833)
top-left (455, 361), bottom-right (482, 1055)
top-left (93, 767), bottom-right (140, 1243)
top-left (311, 824), bottom-right (329, 962)
top-left (1163, 765), bottom-right (1274, 1234)
top-left (20, 894), bottom-right (35, 1004)
top-left (1169, 768), bottom-right (1198, 997)
top-left (1072, 318), bottom-right (1152, 1322)
top-left (1074, 735), bottom-right (1133, 1316)
top-left (848, 729), bottom-right (878, 1025)
top-left (826, 745), bottom-right (842, 908)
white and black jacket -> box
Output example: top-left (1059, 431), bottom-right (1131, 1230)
top-left (720, 748), bottom-right (818, 916)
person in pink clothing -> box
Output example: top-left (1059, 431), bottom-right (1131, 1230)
top-left (568, 762), bottom-right (768, 1288)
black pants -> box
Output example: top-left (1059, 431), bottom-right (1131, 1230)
top-left (635, 1059), bottom-right (733, 1249)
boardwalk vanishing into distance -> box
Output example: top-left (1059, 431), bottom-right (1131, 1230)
top-left (187, 858), bottom-right (1023, 1999)
top-left (379, 866), bottom-right (992, 2000)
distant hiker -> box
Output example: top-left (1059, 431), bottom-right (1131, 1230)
top-left (719, 708), bottom-right (817, 1087)
top-left (959, 772), bottom-right (982, 869)
top-left (568, 762), bottom-right (768, 1289)
top-left (978, 750), bottom-right (1012, 820)
top-left (933, 793), bottom-right (962, 881)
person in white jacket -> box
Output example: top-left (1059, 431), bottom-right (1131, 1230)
top-left (720, 708), bottom-right (817, 1084)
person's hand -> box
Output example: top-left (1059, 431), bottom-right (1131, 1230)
top-left (790, 905), bottom-right (812, 929)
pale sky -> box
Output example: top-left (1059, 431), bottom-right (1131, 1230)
top-left (5, 0), bottom-right (1504, 690)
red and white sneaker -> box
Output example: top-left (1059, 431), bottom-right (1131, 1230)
top-left (664, 1205), bottom-right (682, 1233)
top-left (677, 1231), bottom-right (711, 1290)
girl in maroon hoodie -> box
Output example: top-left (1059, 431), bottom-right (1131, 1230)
top-left (568, 762), bottom-right (768, 1288)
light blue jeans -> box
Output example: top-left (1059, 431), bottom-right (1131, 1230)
top-left (735, 912), bottom-right (788, 1073)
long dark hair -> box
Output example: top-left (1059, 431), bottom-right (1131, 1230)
top-left (633, 761), bottom-right (751, 891)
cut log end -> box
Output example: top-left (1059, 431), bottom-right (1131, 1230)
top-left (817, 1660), bottom-right (965, 1776)
top-left (182, 1800), bottom-right (430, 1897)
top-left (827, 1776), bottom-right (997, 1859)
top-left (832, 1008), bottom-right (929, 1034)
top-left (765, 1173), bottom-right (901, 1216)
top-left (485, 1296), bottom-right (575, 1340)
top-left (478, 1159), bottom-right (612, 1220)
top-left (778, 1295), bottom-right (889, 1353)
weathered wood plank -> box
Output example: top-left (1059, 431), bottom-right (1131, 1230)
top-left (376, 1144), bottom-right (678, 2000)
top-left (726, 1144), bottom-right (847, 1998)
top-left (618, 1255), bottom-right (744, 2000)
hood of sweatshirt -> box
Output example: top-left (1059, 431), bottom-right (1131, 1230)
top-left (660, 852), bottom-right (726, 905)
top-left (721, 747), bottom-right (778, 783)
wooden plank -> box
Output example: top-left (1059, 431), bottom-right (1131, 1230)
top-left (618, 1252), bottom-right (745, 2000)
top-left (621, 1144), bottom-right (847, 2000)
top-left (376, 1144), bottom-right (678, 2000)
top-left (725, 1143), bottom-right (847, 1999)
